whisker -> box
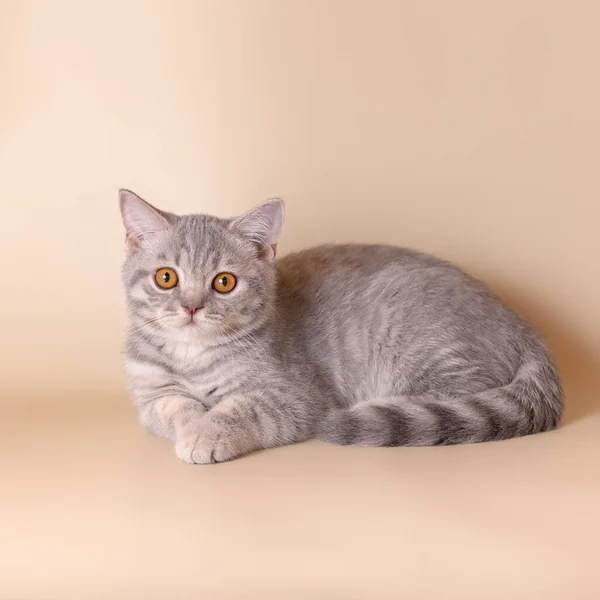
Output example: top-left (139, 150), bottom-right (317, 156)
top-left (218, 322), bottom-right (265, 374)
top-left (120, 314), bottom-right (171, 340)
top-left (212, 322), bottom-right (238, 375)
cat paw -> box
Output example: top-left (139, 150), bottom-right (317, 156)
top-left (175, 421), bottom-right (235, 464)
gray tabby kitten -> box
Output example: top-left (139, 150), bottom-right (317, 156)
top-left (119, 190), bottom-right (563, 464)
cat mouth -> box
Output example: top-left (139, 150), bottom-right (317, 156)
top-left (180, 318), bottom-right (215, 333)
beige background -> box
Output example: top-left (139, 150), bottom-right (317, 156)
top-left (1, 1), bottom-right (599, 598)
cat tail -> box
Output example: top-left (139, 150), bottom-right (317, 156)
top-left (317, 358), bottom-right (564, 447)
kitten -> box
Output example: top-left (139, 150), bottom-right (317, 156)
top-left (119, 190), bottom-right (563, 464)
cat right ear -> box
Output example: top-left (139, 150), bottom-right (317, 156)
top-left (119, 189), bottom-right (170, 248)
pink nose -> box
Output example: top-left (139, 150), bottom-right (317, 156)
top-left (182, 305), bottom-right (201, 316)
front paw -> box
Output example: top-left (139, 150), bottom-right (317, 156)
top-left (175, 420), bottom-right (238, 465)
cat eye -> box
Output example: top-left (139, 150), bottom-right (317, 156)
top-left (155, 268), bottom-right (178, 290)
top-left (213, 272), bottom-right (237, 294)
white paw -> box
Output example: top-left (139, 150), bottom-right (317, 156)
top-left (174, 421), bottom-right (234, 465)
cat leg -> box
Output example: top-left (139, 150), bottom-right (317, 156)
top-left (175, 393), bottom-right (313, 464)
top-left (138, 395), bottom-right (207, 442)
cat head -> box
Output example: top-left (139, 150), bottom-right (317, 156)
top-left (119, 189), bottom-right (284, 345)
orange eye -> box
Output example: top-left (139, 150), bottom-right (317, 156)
top-left (155, 268), bottom-right (178, 289)
top-left (213, 272), bottom-right (237, 294)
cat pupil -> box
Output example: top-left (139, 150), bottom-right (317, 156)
top-left (221, 276), bottom-right (228, 286)
top-left (163, 272), bottom-right (170, 283)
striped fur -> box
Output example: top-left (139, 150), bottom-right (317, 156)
top-left (318, 358), bottom-right (563, 446)
top-left (119, 190), bottom-right (563, 464)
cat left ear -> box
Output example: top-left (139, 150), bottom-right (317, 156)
top-left (229, 199), bottom-right (285, 259)
top-left (119, 189), bottom-right (170, 248)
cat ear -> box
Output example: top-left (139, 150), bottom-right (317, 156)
top-left (119, 189), bottom-right (170, 248)
top-left (229, 199), bottom-right (285, 259)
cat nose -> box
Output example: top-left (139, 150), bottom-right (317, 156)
top-left (182, 304), bottom-right (202, 316)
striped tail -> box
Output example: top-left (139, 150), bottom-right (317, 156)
top-left (317, 359), bottom-right (564, 447)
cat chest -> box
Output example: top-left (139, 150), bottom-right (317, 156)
top-left (169, 350), bottom-right (255, 407)
top-left (181, 365), bottom-right (246, 407)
